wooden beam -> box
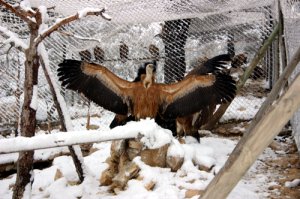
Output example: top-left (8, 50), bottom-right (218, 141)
top-left (201, 66), bottom-right (300, 199)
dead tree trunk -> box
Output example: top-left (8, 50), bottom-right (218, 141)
top-left (162, 19), bottom-right (191, 83)
top-left (13, 23), bottom-right (40, 199)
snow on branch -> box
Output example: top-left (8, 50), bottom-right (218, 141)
top-left (0, 0), bottom-right (35, 24)
top-left (34, 7), bottom-right (111, 47)
top-left (0, 119), bottom-right (173, 154)
top-left (0, 26), bottom-right (28, 50)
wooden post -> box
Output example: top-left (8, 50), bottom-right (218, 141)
top-left (201, 70), bottom-right (300, 199)
top-left (202, 24), bottom-right (279, 130)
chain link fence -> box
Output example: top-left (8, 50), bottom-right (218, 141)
top-left (0, 0), bottom-right (294, 135)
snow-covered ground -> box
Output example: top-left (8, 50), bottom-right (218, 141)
top-left (0, 116), bottom-right (279, 199)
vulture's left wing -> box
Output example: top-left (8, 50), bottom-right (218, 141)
top-left (160, 73), bottom-right (236, 118)
top-left (187, 54), bottom-right (232, 76)
top-left (57, 60), bottom-right (134, 115)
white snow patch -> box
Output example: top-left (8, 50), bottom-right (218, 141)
top-left (285, 179), bottom-right (300, 188)
top-left (167, 139), bottom-right (184, 158)
top-left (0, 26), bottom-right (28, 49)
top-left (222, 95), bottom-right (265, 121)
top-left (0, 120), bottom-right (277, 199)
top-left (78, 8), bottom-right (104, 18)
top-left (30, 85), bottom-right (38, 110)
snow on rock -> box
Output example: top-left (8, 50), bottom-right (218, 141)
top-left (138, 119), bottom-right (173, 149)
top-left (167, 139), bottom-right (185, 158)
top-left (284, 178), bottom-right (300, 188)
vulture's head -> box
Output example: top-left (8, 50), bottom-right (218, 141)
top-left (134, 61), bottom-right (157, 82)
top-left (143, 63), bottom-right (157, 88)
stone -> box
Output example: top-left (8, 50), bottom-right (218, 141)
top-left (111, 161), bottom-right (140, 191)
top-left (54, 169), bottom-right (63, 181)
top-left (185, 189), bottom-right (203, 198)
top-left (140, 144), bottom-right (169, 167)
top-left (166, 155), bottom-right (184, 172)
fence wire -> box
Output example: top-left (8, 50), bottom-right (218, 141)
top-left (0, 0), bottom-right (289, 134)
top-left (281, 0), bottom-right (300, 149)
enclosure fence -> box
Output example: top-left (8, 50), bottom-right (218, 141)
top-left (0, 0), bottom-right (298, 142)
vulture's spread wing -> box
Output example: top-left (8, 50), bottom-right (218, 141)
top-left (160, 73), bottom-right (236, 118)
top-left (187, 54), bottom-right (232, 76)
top-left (57, 59), bottom-right (134, 115)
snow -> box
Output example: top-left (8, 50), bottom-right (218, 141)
top-left (37, 43), bottom-right (74, 131)
top-left (0, 119), bottom-right (171, 153)
top-left (20, 0), bottom-right (35, 13)
top-left (222, 95), bottom-right (266, 121)
top-left (284, 179), bottom-right (300, 188)
top-left (30, 85), bottom-right (38, 110)
top-left (37, 6), bottom-right (49, 35)
top-left (77, 8), bottom-right (108, 19)
top-left (0, 26), bottom-right (28, 50)
top-left (0, 119), bottom-right (276, 199)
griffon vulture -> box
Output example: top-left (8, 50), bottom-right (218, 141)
top-left (176, 54), bottom-right (233, 139)
top-left (57, 59), bottom-right (236, 133)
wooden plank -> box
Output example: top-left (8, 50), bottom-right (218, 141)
top-left (201, 72), bottom-right (300, 199)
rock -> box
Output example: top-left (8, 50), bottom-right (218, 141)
top-left (136, 175), bottom-right (156, 190)
top-left (127, 139), bottom-right (143, 160)
top-left (100, 167), bottom-right (115, 186)
top-left (269, 141), bottom-right (281, 151)
top-left (198, 164), bottom-right (214, 172)
top-left (100, 140), bottom-right (128, 186)
top-left (111, 161), bottom-right (140, 191)
top-left (166, 154), bottom-right (184, 172)
top-left (54, 169), bottom-right (63, 181)
top-left (144, 181), bottom-right (156, 191)
top-left (140, 144), bottom-right (169, 167)
top-left (185, 189), bottom-right (203, 198)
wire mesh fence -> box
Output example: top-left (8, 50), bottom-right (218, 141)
top-left (281, 0), bottom-right (300, 149)
top-left (0, 0), bottom-right (293, 134)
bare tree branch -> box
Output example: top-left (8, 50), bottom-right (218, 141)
top-left (34, 8), bottom-right (111, 47)
top-left (0, 0), bottom-right (35, 24)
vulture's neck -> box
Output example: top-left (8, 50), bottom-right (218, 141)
top-left (143, 66), bottom-right (154, 88)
